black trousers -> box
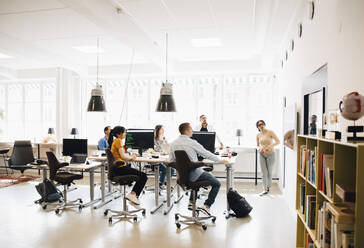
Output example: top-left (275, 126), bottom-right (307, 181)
top-left (113, 163), bottom-right (147, 197)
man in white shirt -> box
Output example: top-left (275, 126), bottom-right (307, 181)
top-left (194, 114), bottom-right (224, 149)
top-left (169, 122), bottom-right (227, 215)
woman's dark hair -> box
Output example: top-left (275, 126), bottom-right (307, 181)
top-left (108, 126), bottom-right (126, 148)
top-left (256, 120), bottom-right (266, 132)
top-left (154, 125), bottom-right (163, 140)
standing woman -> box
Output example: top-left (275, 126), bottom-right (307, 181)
top-left (108, 126), bottom-right (147, 205)
top-left (154, 125), bottom-right (174, 189)
top-left (256, 120), bottom-right (280, 196)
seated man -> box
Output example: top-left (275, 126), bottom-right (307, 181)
top-left (169, 122), bottom-right (227, 215)
top-left (98, 126), bottom-right (111, 151)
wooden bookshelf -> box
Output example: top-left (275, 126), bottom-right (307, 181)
top-left (296, 135), bottom-right (364, 248)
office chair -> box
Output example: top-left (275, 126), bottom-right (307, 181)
top-left (104, 149), bottom-right (146, 223)
top-left (7, 141), bottom-right (36, 176)
top-left (46, 152), bottom-right (83, 214)
top-left (172, 150), bottom-right (216, 230)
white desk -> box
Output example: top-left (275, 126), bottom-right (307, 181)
top-left (33, 161), bottom-right (103, 208)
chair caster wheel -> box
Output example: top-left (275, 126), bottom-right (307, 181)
top-left (104, 210), bottom-right (108, 216)
top-left (176, 223), bottom-right (181, 229)
top-left (142, 210), bottom-right (146, 216)
top-left (55, 209), bottom-right (60, 214)
top-left (175, 214), bottom-right (179, 221)
top-left (185, 192), bottom-right (188, 196)
top-left (212, 217), bottom-right (216, 223)
top-left (202, 225), bottom-right (207, 230)
top-left (79, 199), bottom-right (83, 204)
top-left (133, 217), bottom-right (138, 222)
top-left (108, 218), bottom-right (112, 224)
top-left (79, 205), bottom-right (82, 211)
top-left (42, 205), bottom-right (47, 210)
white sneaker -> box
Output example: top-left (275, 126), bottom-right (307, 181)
top-left (259, 191), bottom-right (268, 196)
top-left (126, 193), bottom-right (140, 205)
top-left (199, 205), bottom-right (211, 216)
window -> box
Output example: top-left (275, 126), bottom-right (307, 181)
top-left (82, 75), bottom-right (277, 147)
top-left (0, 81), bottom-right (56, 142)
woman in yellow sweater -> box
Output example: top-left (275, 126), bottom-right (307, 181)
top-left (108, 126), bottom-right (147, 205)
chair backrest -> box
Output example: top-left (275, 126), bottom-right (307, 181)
top-left (9, 140), bottom-right (34, 166)
top-left (174, 150), bottom-right (195, 188)
top-left (46, 152), bottom-right (61, 180)
top-left (105, 148), bottom-right (115, 181)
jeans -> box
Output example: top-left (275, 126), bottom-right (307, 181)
top-left (159, 163), bottom-right (175, 183)
top-left (189, 172), bottom-right (221, 207)
top-left (113, 163), bottom-right (147, 197)
top-left (259, 152), bottom-right (275, 189)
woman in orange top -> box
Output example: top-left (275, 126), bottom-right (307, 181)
top-left (108, 126), bottom-right (147, 205)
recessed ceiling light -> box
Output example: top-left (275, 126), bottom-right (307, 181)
top-left (190, 38), bottom-right (222, 47)
top-left (72, 46), bottom-right (106, 53)
top-left (0, 53), bottom-right (13, 59)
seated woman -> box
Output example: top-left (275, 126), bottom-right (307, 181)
top-left (154, 125), bottom-right (174, 189)
top-left (109, 126), bottom-right (147, 205)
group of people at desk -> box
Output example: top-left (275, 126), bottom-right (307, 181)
top-left (96, 115), bottom-right (280, 215)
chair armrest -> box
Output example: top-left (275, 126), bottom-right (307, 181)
top-left (189, 161), bottom-right (207, 169)
top-left (167, 162), bottom-right (176, 168)
top-left (59, 162), bottom-right (69, 168)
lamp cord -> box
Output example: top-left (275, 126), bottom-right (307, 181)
top-left (165, 33), bottom-right (168, 84)
top-left (96, 36), bottom-right (99, 85)
top-left (119, 49), bottom-right (135, 122)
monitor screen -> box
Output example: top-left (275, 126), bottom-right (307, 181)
top-left (62, 139), bottom-right (88, 156)
top-left (191, 131), bottom-right (216, 153)
top-left (125, 129), bottom-right (154, 150)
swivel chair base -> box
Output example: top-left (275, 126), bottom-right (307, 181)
top-left (54, 185), bottom-right (83, 214)
top-left (104, 184), bottom-right (146, 224)
top-left (175, 189), bottom-right (216, 230)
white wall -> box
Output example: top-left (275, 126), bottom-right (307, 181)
top-left (277, 0), bottom-right (364, 215)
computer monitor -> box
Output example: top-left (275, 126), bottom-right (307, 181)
top-left (125, 129), bottom-right (154, 156)
top-left (62, 139), bottom-right (88, 156)
top-left (191, 131), bottom-right (216, 153)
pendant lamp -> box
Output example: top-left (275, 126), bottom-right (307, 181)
top-left (156, 33), bottom-right (176, 112)
top-left (87, 37), bottom-right (106, 112)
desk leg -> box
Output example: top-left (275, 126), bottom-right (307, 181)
top-left (255, 149), bottom-right (258, 186)
top-left (94, 163), bottom-right (114, 209)
top-left (164, 166), bottom-right (174, 215)
top-left (224, 164), bottom-right (234, 219)
top-left (82, 168), bottom-right (101, 208)
top-left (151, 164), bottom-right (163, 214)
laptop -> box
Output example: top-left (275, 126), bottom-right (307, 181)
top-left (70, 153), bottom-right (88, 164)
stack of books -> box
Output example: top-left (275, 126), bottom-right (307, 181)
top-left (319, 153), bottom-right (334, 197)
top-left (306, 195), bottom-right (316, 230)
top-left (300, 145), bottom-right (317, 184)
top-left (317, 202), bottom-right (355, 248)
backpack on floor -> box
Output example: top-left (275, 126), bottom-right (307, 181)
top-left (227, 188), bottom-right (253, 218)
top-left (35, 179), bottom-right (63, 203)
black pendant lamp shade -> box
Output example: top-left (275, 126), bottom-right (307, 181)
top-left (87, 84), bottom-right (106, 112)
top-left (156, 82), bottom-right (176, 112)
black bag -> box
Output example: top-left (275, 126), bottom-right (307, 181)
top-left (227, 188), bottom-right (253, 218)
top-left (35, 179), bottom-right (63, 203)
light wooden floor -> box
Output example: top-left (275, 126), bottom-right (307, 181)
top-left (0, 173), bottom-right (296, 248)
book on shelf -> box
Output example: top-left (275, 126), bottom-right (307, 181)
top-left (335, 184), bottom-right (356, 203)
top-left (342, 231), bottom-right (354, 248)
top-left (300, 145), bottom-right (317, 185)
top-left (300, 183), bottom-right (306, 215)
top-left (306, 233), bottom-right (314, 248)
top-left (334, 223), bottom-right (354, 248)
top-left (306, 195), bottom-right (316, 230)
top-left (320, 154), bottom-right (334, 197)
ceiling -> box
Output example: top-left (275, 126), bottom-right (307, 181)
top-left (0, 0), bottom-right (300, 78)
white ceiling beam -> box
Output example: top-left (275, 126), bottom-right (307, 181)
top-left (59, 0), bottom-right (164, 68)
top-left (0, 32), bottom-right (87, 75)
top-left (0, 66), bottom-right (17, 80)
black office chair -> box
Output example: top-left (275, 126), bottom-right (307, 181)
top-left (7, 141), bottom-right (35, 176)
top-left (172, 150), bottom-right (216, 230)
top-left (103, 149), bottom-right (146, 223)
top-left (46, 152), bottom-right (83, 214)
